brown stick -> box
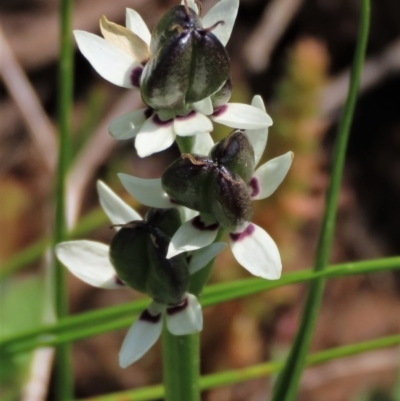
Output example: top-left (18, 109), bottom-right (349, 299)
top-left (0, 26), bottom-right (57, 173)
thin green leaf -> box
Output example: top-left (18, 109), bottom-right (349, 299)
top-left (271, 1), bottom-right (371, 400)
top-left (75, 334), bottom-right (400, 401)
top-left (1, 257), bottom-right (398, 355)
top-left (54, 0), bottom-right (74, 397)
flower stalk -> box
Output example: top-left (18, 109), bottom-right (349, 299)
top-left (56, 1), bottom-right (290, 400)
top-left (162, 330), bottom-right (201, 401)
top-left (161, 228), bottom-right (224, 401)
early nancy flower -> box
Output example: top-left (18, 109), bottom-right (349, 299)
top-left (55, 181), bottom-right (224, 367)
top-left (118, 96), bottom-right (293, 280)
top-left (74, 0), bottom-right (250, 158)
top-left (140, 1), bottom-right (231, 111)
top-left (108, 98), bottom-right (273, 157)
top-left (73, 0), bottom-right (239, 104)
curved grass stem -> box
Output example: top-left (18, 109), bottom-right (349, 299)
top-left (271, 1), bottom-right (371, 400)
top-left (53, 0), bottom-right (74, 398)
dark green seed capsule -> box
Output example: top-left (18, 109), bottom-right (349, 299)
top-left (209, 168), bottom-right (253, 232)
top-left (210, 130), bottom-right (255, 184)
top-left (162, 145), bottom-right (255, 232)
top-left (140, 5), bottom-right (230, 110)
top-left (161, 154), bottom-right (213, 213)
top-left (109, 221), bottom-right (149, 294)
top-left (109, 209), bottom-right (189, 305)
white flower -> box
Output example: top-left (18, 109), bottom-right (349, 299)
top-left (73, 1), bottom-right (262, 158)
top-left (74, 11), bottom-right (151, 90)
top-left (109, 101), bottom-right (273, 157)
top-left (73, 0), bottom-right (239, 90)
top-left (119, 96), bottom-right (293, 280)
top-left (55, 181), bottom-right (225, 367)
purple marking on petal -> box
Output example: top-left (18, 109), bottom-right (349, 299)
top-left (249, 177), bottom-right (260, 198)
top-left (140, 309), bottom-right (162, 323)
top-left (230, 223), bottom-right (255, 242)
top-left (144, 108), bottom-right (153, 119)
top-left (166, 297), bottom-right (188, 316)
top-left (114, 276), bottom-right (125, 286)
top-left (130, 67), bottom-right (143, 88)
top-left (192, 216), bottom-right (219, 231)
top-left (212, 104), bottom-right (228, 117)
top-left (175, 111), bottom-right (196, 121)
top-left (153, 114), bottom-right (173, 127)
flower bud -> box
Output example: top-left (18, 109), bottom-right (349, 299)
top-left (161, 154), bottom-right (212, 213)
top-left (145, 208), bottom-right (182, 238)
top-left (109, 209), bottom-right (189, 305)
top-left (209, 167), bottom-right (253, 232)
top-left (140, 5), bottom-right (230, 110)
top-left (162, 132), bottom-right (256, 232)
top-left (210, 130), bottom-right (255, 184)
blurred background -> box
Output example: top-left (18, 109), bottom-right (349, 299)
top-left (1, 0), bottom-right (400, 400)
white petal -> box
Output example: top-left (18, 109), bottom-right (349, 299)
top-left (118, 173), bottom-right (172, 208)
top-left (119, 307), bottom-right (163, 368)
top-left (166, 294), bottom-right (203, 335)
top-left (179, 207), bottom-right (198, 223)
top-left (181, 0), bottom-right (199, 14)
top-left (108, 109), bottom-right (148, 140)
top-left (96, 181), bottom-right (141, 228)
top-left (188, 242), bottom-right (227, 274)
top-left (251, 152), bottom-right (293, 199)
top-left (191, 97), bottom-right (213, 115)
top-left (173, 112), bottom-right (213, 137)
top-left (167, 217), bottom-right (219, 258)
top-left (100, 16), bottom-right (149, 63)
top-left (55, 241), bottom-right (122, 289)
top-left (125, 8), bottom-right (151, 45)
top-left (134, 115), bottom-right (176, 157)
top-left (191, 132), bottom-right (215, 155)
top-left (74, 31), bottom-right (139, 89)
top-left (212, 103), bottom-right (273, 129)
top-left (246, 95), bottom-right (270, 166)
top-left (229, 224), bottom-right (282, 280)
top-left (201, 0), bottom-right (239, 46)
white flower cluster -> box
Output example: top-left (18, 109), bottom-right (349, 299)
top-left (56, 0), bottom-right (293, 367)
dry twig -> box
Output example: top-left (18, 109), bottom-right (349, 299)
top-left (302, 348), bottom-right (400, 390)
top-left (243, 0), bottom-right (305, 73)
top-left (0, 26), bottom-right (57, 173)
top-left (0, 0), bottom-right (149, 70)
top-left (66, 91), bottom-right (143, 227)
top-left (20, 348), bottom-right (54, 401)
top-left (321, 38), bottom-right (400, 117)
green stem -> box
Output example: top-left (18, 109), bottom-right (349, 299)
top-left (271, 1), bottom-right (370, 400)
top-left (163, 130), bottom-right (208, 401)
top-left (165, 129), bottom-right (224, 400)
top-left (162, 329), bottom-right (200, 401)
top-left (175, 136), bottom-right (194, 154)
top-left (54, 0), bottom-right (73, 398)
top-left (161, 228), bottom-right (223, 400)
